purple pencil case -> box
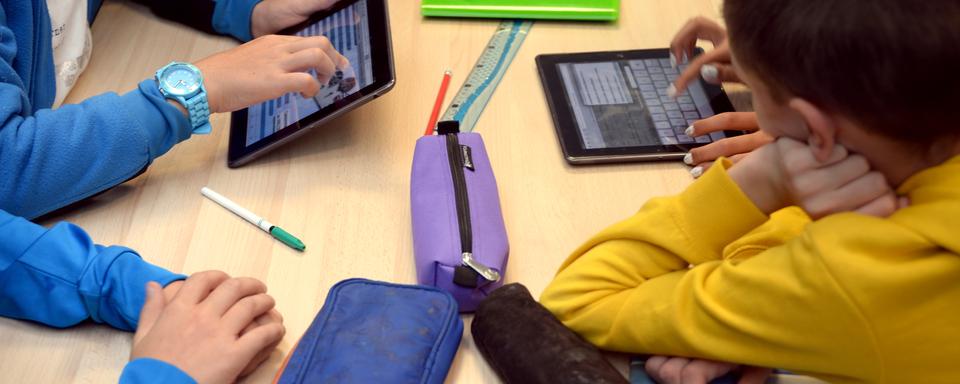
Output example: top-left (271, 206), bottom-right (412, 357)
top-left (411, 121), bottom-right (509, 312)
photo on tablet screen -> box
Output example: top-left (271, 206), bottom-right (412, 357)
top-left (227, 0), bottom-right (394, 168)
top-left (557, 58), bottom-right (723, 150)
top-left (244, 0), bottom-right (375, 147)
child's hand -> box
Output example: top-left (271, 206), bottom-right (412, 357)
top-left (251, 0), bottom-right (340, 38)
top-left (157, 279), bottom-right (282, 378)
top-left (131, 271), bottom-right (285, 384)
top-left (237, 309), bottom-right (285, 378)
top-left (161, 280), bottom-right (184, 302)
top-left (684, 112), bottom-right (774, 177)
top-left (194, 34), bottom-right (348, 114)
top-left (644, 356), bottom-right (771, 384)
top-left (668, 17), bottom-right (740, 98)
top-left (730, 138), bottom-right (900, 219)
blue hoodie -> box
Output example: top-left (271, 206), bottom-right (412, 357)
top-left (0, 0), bottom-right (259, 382)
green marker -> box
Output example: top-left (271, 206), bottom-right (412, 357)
top-left (269, 226), bottom-right (305, 251)
top-left (201, 187), bottom-right (306, 251)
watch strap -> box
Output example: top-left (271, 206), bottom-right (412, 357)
top-left (183, 90), bottom-right (211, 134)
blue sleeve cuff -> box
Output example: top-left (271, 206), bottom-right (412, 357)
top-left (79, 250), bottom-right (186, 331)
top-left (120, 358), bottom-right (197, 384)
top-left (118, 80), bottom-right (193, 159)
top-left (212, 0), bottom-right (262, 41)
top-left (0, 212), bottom-right (183, 330)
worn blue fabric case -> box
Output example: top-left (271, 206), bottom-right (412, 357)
top-left (274, 278), bottom-right (463, 384)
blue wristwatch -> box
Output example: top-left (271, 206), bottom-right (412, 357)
top-left (155, 62), bottom-right (211, 134)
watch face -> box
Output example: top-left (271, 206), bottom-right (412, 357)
top-left (161, 66), bottom-right (201, 96)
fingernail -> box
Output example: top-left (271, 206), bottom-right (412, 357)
top-left (670, 52), bottom-right (678, 68)
top-left (690, 166), bottom-right (704, 178)
top-left (682, 52), bottom-right (689, 63)
top-left (683, 153), bottom-right (693, 165)
top-left (701, 64), bottom-right (719, 83)
top-left (666, 84), bottom-right (677, 99)
top-left (685, 125), bottom-right (695, 137)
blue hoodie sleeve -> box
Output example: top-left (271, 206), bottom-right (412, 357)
top-left (120, 359), bottom-right (197, 384)
top-left (0, 9), bottom-right (194, 219)
top-left (0, 77), bottom-right (193, 219)
top-left (127, 0), bottom-right (262, 42)
top-left (0, 7), bottom-right (192, 220)
top-left (0, 209), bottom-right (185, 330)
top-left (211, 0), bottom-right (262, 41)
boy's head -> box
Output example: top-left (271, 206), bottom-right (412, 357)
top-left (722, 0), bottom-right (960, 166)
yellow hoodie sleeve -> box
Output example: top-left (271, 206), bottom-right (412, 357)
top-left (540, 162), bottom-right (882, 381)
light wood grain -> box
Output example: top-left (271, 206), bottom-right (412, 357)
top-left (0, 1), bottom-right (724, 383)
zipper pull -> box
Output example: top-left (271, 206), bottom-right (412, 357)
top-left (462, 252), bottom-right (500, 282)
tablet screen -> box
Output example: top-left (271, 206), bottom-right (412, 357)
top-left (557, 58), bottom-right (725, 149)
top-left (244, 0), bottom-right (374, 147)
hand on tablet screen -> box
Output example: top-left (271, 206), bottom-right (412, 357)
top-left (684, 112), bottom-right (773, 177)
top-left (668, 17), bottom-right (741, 98)
top-left (195, 35), bottom-right (349, 114)
top-left (252, 0), bottom-right (341, 37)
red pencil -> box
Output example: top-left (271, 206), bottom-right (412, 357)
top-left (424, 70), bottom-right (453, 136)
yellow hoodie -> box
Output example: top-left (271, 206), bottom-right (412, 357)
top-left (540, 156), bottom-right (960, 384)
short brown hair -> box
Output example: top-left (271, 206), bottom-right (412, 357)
top-left (723, 0), bottom-right (960, 143)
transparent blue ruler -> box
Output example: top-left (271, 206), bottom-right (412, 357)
top-left (439, 20), bottom-right (533, 132)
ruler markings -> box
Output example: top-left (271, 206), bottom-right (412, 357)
top-left (438, 20), bottom-right (533, 132)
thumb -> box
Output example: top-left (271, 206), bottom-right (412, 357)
top-left (134, 282), bottom-right (166, 344)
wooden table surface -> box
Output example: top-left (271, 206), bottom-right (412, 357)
top-left (0, 1), bottom-right (727, 382)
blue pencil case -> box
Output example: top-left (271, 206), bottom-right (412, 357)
top-left (274, 278), bottom-right (464, 384)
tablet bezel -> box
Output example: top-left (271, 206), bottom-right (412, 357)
top-left (536, 49), bottom-right (739, 165)
top-left (227, 0), bottom-right (395, 168)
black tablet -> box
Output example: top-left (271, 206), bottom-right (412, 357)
top-left (228, 0), bottom-right (395, 167)
top-left (536, 49), bottom-right (739, 165)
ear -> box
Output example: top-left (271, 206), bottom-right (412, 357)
top-left (788, 98), bottom-right (837, 162)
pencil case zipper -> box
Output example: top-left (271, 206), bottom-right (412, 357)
top-left (445, 132), bottom-right (501, 284)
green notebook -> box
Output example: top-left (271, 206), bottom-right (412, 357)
top-left (421, 0), bottom-right (620, 21)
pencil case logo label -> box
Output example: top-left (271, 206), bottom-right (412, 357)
top-left (460, 145), bottom-right (475, 171)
